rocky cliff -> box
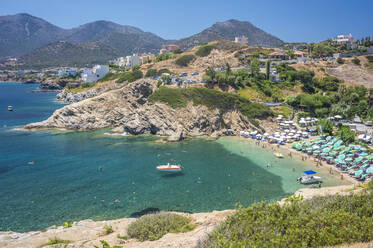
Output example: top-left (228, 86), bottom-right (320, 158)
top-left (25, 79), bottom-right (260, 141)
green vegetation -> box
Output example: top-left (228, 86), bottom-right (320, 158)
top-left (336, 57), bottom-right (344, 64)
top-left (317, 119), bottom-right (334, 135)
top-left (63, 221), bottom-right (72, 228)
top-left (145, 69), bottom-right (157, 77)
top-left (94, 240), bottom-right (122, 248)
top-left (202, 193), bottom-right (373, 248)
top-left (155, 53), bottom-right (178, 62)
top-left (195, 44), bottom-right (216, 57)
top-left (41, 237), bottom-right (71, 247)
top-left (127, 212), bottom-right (196, 241)
top-left (352, 57), bottom-right (361, 65)
top-left (117, 67), bottom-right (143, 83)
top-left (366, 55), bottom-right (373, 63)
top-left (116, 234), bottom-right (128, 240)
top-left (337, 125), bottom-right (355, 144)
top-left (103, 224), bottom-right (114, 235)
top-left (149, 86), bottom-right (272, 126)
top-left (99, 72), bottom-right (121, 82)
top-left (175, 54), bottom-right (196, 67)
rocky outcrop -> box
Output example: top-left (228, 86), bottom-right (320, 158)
top-left (39, 79), bottom-right (68, 90)
top-left (25, 79), bottom-right (260, 139)
top-left (56, 90), bottom-right (98, 103)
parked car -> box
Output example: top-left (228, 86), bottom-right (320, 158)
top-left (179, 72), bottom-right (188, 77)
top-left (191, 72), bottom-right (199, 76)
top-left (364, 121), bottom-right (372, 126)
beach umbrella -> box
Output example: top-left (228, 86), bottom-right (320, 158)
top-left (325, 156), bottom-right (333, 160)
top-left (345, 158), bottom-right (353, 162)
top-left (347, 154), bottom-right (355, 157)
top-left (314, 150), bottom-right (320, 154)
top-left (354, 157), bottom-right (363, 164)
top-left (354, 170), bottom-right (363, 177)
top-left (360, 153), bottom-right (368, 157)
top-left (322, 147), bottom-right (331, 153)
top-left (365, 155), bottom-right (373, 160)
top-left (306, 148), bottom-right (313, 151)
top-left (361, 147), bottom-right (368, 151)
top-left (366, 166), bottom-right (373, 174)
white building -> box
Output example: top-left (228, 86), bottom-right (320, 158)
top-left (335, 34), bottom-right (354, 44)
top-left (234, 36), bottom-right (248, 44)
top-left (58, 68), bottom-right (78, 78)
top-left (125, 55), bottom-right (141, 69)
top-left (81, 65), bottom-right (110, 83)
top-left (114, 57), bottom-right (126, 67)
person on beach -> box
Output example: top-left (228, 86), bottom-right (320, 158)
top-left (318, 182), bottom-right (322, 188)
top-left (341, 174), bottom-right (344, 180)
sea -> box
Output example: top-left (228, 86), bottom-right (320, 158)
top-left (0, 82), bottom-right (346, 232)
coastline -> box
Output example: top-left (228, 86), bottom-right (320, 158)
top-left (0, 135), bottom-right (363, 248)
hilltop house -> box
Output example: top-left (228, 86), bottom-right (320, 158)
top-left (81, 65), bottom-right (109, 83)
top-left (335, 34), bottom-right (354, 44)
top-left (268, 51), bottom-right (286, 60)
top-left (234, 36), bottom-right (248, 44)
top-left (125, 55), bottom-right (141, 69)
top-left (160, 44), bottom-right (180, 54)
top-left (58, 68), bottom-right (78, 78)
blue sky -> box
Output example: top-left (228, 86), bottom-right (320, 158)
top-left (1, 0), bottom-right (372, 42)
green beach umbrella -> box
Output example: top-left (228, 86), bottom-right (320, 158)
top-left (345, 158), bottom-right (353, 162)
top-left (366, 166), bottom-right (373, 174)
top-left (354, 157), bottom-right (363, 164)
top-left (325, 156), bottom-right (333, 160)
top-left (360, 153), bottom-right (368, 157)
top-left (365, 155), bottom-right (373, 160)
top-left (306, 148), bottom-right (313, 151)
top-left (314, 150), bottom-right (320, 154)
top-left (347, 154), bottom-right (355, 157)
top-left (361, 147), bottom-right (368, 151)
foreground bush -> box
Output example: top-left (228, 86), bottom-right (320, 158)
top-left (127, 212), bottom-right (195, 241)
top-left (201, 194), bottom-right (373, 248)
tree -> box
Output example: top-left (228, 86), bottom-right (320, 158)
top-left (250, 59), bottom-right (260, 78)
top-left (318, 120), bottom-right (334, 135)
top-left (265, 60), bottom-right (270, 80)
top-left (161, 74), bottom-right (172, 85)
top-left (145, 69), bottom-right (157, 77)
top-left (337, 126), bottom-right (355, 144)
top-left (204, 67), bottom-right (216, 82)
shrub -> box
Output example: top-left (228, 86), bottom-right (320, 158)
top-left (157, 68), bottom-right (173, 76)
top-left (81, 82), bottom-right (94, 88)
top-left (103, 224), bottom-right (114, 235)
top-left (99, 72), bottom-right (120, 82)
top-left (148, 87), bottom-right (272, 125)
top-left (196, 44), bottom-right (216, 57)
top-left (352, 57), bottom-right (360, 65)
top-left (117, 70), bottom-right (143, 83)
top-left (202, 194), bottom-right (373, 248)
top-left (127, 212), bottom-right (196, 241)
top-left (175, 55), bottom-right (195, 67)
top-left (155, 53), bottom-right (178, 62)
top-left (44, 237), bottom-right (71, 246)
top-left (116, 234), bottom-right (128, 240)
top-left (63, 221), bottom-right (72, 228)
top-left (94, 240), bottom-right (122, 248)
top-left (145, 69), bottom-right (157, 77)
top-left (366, 55), bottom-right (373, 63)
top-left (336, 57), bottom-right (344, 64)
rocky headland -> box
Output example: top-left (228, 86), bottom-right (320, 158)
top-left (24, 79), bottom-right (262, 141)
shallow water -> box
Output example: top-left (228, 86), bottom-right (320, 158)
top-left (0, 82), bottom-right (345, 232)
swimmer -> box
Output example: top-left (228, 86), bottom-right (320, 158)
top-left (98, 166), bottom-right (104, 172)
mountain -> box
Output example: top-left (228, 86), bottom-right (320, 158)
top-left (0, 14), bottom-right (166, 58)
top-left (19, 41), bottom-right (119, 68)
top-left (0, 13), bottom-right (67, 57)
top-left (0, 14), bottom-right (284, 68)
top-left (176, 19), bottom-right (283, 49)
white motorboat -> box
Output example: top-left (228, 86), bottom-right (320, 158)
top-left (156, 163), bottom-right (183, 173)
top-left (8, 106), bottom-right (13, 111)
top-left (297, 170), bottom-right (322, 184)
top-left (274, 152), bottom-right (284, 158)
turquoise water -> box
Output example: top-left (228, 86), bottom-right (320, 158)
top-left (0, 82), bottom-right (344, 232)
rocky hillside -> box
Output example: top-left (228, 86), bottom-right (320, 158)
top-left (177, 19), bottom-right (283, 49)
top-left (19, 40), bottom-right (119, 68)
top-left (24, 79), bottom-right (266, 141)
top-left (0, 13), bottom-right (67, 57)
